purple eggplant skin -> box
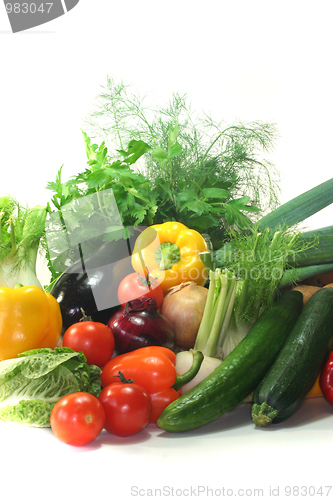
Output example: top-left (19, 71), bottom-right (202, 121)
top-left (50, 237), bottom-right (136, 336)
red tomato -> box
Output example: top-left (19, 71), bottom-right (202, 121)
top-left (50, 392), bottom-right (106, 446)
top-left (98, 379), bottom-right (152, 437)
top-left (62, 320), bottom-right (115, 367)
top-left (117, 272), bottom-right (164, 309)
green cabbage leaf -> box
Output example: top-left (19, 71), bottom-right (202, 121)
top-left (0, 347), bottom-right (102, 427)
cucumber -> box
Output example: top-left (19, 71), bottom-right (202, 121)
top-left (157, 290), bottom-right (303, 432)
top-left (252, 286), bottom-right (333, 427)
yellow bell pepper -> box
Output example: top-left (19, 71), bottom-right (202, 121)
top-left (0, 285), bottom-right (62, 360)
top-left (306, 373), bottom-right (324, 398)
top-left (131, 221), bottom-right (209, 295)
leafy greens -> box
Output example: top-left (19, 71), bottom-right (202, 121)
top-left (0, 347), bottom-right (102, 427)
top-left (85, 76), bottom-right (281, 247)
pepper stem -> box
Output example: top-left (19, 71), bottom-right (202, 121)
top-left (172, 349), bottom-right (204, 392)
top-left (115, 371), bottom-right (135, 384)
top-left (155, 242), bottom-right (181, 270)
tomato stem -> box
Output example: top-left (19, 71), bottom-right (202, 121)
top-left (137, 266), bottom-right (158, 289)
top-left (115, 370), bottom-right (135, 384)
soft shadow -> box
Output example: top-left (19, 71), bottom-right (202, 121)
top-left (156, 398), bottom-right (333, 438)
top-left (99, 428), bottom-right (152, 446)
top-left (253, 398), bottom-right (333, 432)
top-left (66, 428), bottom-right (153, 452)
top-left (156, 403), bottom-right (254, 439)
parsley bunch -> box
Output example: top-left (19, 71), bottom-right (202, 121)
top-left (45, 134), bottom-right (157, 282)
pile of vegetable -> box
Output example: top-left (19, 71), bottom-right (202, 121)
top-left (2, 79), bottom-right (333, 446)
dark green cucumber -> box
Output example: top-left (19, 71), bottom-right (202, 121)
top-left (252, 286), bottom-right (333, 427)
top-left (157, 290), bottom-right (303, 432)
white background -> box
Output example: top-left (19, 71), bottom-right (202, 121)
top-left (1, 1), bottom-right (333, 499)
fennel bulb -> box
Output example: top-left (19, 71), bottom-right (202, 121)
top-left (0, 196), bottom-right (47, 288)
top-left (0, 347), bottom-right (102, 427)
top-left (175, 350), bottom-right (222, 394)
top-left (178, 227), bottom-right (315, 391)
top-left (0, 255), bottom-right (43, 288)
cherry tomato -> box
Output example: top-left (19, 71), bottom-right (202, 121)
top-left (117, 272), bottom-right (164, 309)
top-left (62, 318), bottom-right (115, 367)
top-left (98, 377), bottom-right (152, 437)
top-left (50, 392), bottom-right (106, 446)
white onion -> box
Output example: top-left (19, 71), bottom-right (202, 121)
top-left (160, 282), bottom-right (208, 349)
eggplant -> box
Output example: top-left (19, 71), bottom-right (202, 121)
top-left (51, 235), bottom-right (137, 336)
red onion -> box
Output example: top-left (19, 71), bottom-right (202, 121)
top-left (108, 297), bottom-right (175, 354)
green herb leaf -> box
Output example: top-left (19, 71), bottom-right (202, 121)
top-left (117, 139), bottom-right (152, 165)
top-left (152, 147), bottom-right (168, 161)
top-left (168, 141), bottom-right (183, 159)
top-left (168, 120), bottom-right (179, 147)
top-left (202, 188), bottom-right (230, 200)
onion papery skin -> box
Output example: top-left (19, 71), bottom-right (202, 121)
top-left (108, 297), bottom-right (175, 354)
top-left (160, 282), bottom-right (208, 349)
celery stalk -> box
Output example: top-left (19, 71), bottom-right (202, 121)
top-left (194, 270), bottom-right (217, 352)
top-left (194, 269), bottom-right (237, 357)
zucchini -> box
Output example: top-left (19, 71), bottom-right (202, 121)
top-left (252, 286), bottom-right (333, 427)
top-left (157, 290), bottom-right (303, 432)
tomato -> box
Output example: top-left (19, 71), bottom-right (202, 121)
top-left (50, 392), bottom-right (106, 446)
top-left (117, 272), bottom-right (164, 309)
top-left (98, 377), bottom-right (152, 437)
top-left (62, 319), bottom-right (115, 367)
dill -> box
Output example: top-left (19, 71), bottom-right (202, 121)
top-left (85, 76), bottom-right (281, 248)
